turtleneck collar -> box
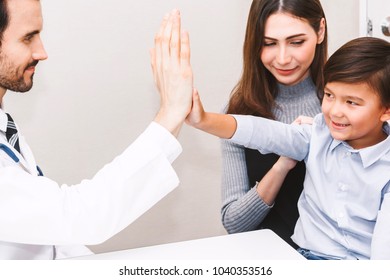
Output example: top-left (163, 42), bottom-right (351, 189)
top-left (276, 76), bottom-right (317, 101)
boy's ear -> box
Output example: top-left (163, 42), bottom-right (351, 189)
top-left (380, 107), bottom-right (390, 122)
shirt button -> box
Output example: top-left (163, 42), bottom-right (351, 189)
top-left (338, 183), bottom-right (348, 191)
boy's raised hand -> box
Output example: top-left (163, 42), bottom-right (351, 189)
top-left (185, 89), bottom-right (206, 127)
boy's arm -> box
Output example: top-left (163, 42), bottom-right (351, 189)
top-left (193, 112), bottom-right (237, 139)
top-left (231, 114), bottom-right (311, 161)
top-left (187, 90), bottom-right (311, 160)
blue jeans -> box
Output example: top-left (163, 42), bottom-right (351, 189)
top-left (297, 248), bottom-right (332, 260)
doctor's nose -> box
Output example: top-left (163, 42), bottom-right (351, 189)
top-left (32, 37), bottom-right (48, 61)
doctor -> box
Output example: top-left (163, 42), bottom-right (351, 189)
top-left (0, 1), bottom-right (193, 259)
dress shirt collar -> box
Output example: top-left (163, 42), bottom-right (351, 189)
top-left (328, 122), bottom-right (390, 168)
top-left (0, 108), bottom-right (8, 133)
top-left (359, 122), bottom-right (390, 168)
top-left (329, 138), bottom-right (343, 152)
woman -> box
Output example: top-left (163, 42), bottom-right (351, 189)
top-left (220, 0), bottom-right (327, 248)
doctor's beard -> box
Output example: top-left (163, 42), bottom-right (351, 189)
top-left (0, 55), bottom-right (37, 93)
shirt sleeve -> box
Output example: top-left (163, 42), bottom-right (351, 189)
top-left (371, 183), bottom-right (390, 259)
top-left (0, 122), bottom-right (182, 245)
top-left (230, 115), bottom-right (311, 161)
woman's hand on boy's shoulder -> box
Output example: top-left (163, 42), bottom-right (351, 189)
top-left (292, 115), bottom-right (314, 125)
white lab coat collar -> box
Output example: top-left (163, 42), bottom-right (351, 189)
top-left (0, 108), bottom-right (39, 176)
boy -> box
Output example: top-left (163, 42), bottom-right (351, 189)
top-left (187, 37), bottom-right (390, 260)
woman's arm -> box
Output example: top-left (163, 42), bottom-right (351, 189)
top-left (221, 140), bottom-right (272, 233)
top-left (187, 90), bottom-right (312, 231)
top-left (256, 116), bottom-right (312, 205)
top-left (220, 115), bottom-right (312, 232)
top-left (221, 144), bottom-right (296, 233)
top-left (256, 156), bottom-right (297, 205)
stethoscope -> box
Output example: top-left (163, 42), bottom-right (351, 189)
top-left (0, 143), bottom-right (44, 176)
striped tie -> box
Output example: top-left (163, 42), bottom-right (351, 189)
top-left (5, 113), bottom-right (21, 153)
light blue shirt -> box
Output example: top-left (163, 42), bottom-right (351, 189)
top-left (230, 113), bottom-right (390, 260)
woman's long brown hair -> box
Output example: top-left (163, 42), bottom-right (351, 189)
top-left (227, 0), bottom-right (328, 118)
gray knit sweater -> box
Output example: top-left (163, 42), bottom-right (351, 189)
top-left (221, 76), bottom-right (321, 233)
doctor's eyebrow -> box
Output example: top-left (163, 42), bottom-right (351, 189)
top-left (23, 30), bottom-right (40, 40)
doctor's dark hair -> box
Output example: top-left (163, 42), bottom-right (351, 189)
top-left (226, 0), bottom-right (328, 118)
top-left (0, 0), bottom-right (9, 45)
top-left (324, 37), bottom-right (390, 106)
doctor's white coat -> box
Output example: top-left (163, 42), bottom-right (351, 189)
top-left (0, 111), bottom-right (181, 260)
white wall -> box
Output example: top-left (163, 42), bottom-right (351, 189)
top-left (4, 0), bottom-right (359, 254)
top-left (321, 0), bottom-right (360, 54)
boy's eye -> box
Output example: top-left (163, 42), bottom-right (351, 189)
top-left (346, 100), bottom-right (359, 106)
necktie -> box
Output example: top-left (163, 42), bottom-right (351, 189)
top-left (5, 113), bottom-right (21, 153)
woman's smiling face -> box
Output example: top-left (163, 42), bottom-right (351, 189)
top-left (260, 12), bottom-right (325, 86)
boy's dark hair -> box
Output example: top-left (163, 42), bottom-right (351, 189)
top-left (0, 0), bottom-right (9, 45)
top-left (324, 37), bottom-right (390, 106)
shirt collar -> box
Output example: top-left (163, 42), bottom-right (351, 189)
top-left (329, 122), bottom-right (390, 168)
top-left (359, 122), bottom-right (390, 168)
top-left (329, 138), bottom-right (343, 151)
top-left (0, 107), bottom-right (8, 133)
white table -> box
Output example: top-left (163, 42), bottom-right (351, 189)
top-left (73, 229), bottom-right (305, 260)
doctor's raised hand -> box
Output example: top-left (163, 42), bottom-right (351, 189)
top-left (0, 1), bottom-right (192, 260)
top-left (151, 9), bottom-right (193, 137)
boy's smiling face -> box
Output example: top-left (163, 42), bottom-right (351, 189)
top-left (322, 82), bottom-right (390, 149)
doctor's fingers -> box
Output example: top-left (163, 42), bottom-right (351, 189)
top-left (180, 30), bottom-right (191, 76)
top-left (150, 30), bottom-right (190, 91)
top-left (154, 10), bottom-right (181, 91)
top-left (153, 12), bottom-right (171, 90)
top-left (161, 10), bottom-right (175, 70)
top-left (169, 10), bottom-right (181, 70)
top-left (149, 48), bottom-right (161, 93)
top-left (164, 11), bottom-right (193, 79)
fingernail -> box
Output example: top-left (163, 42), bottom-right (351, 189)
top-left (172, 9), bottom-right (180, 16)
